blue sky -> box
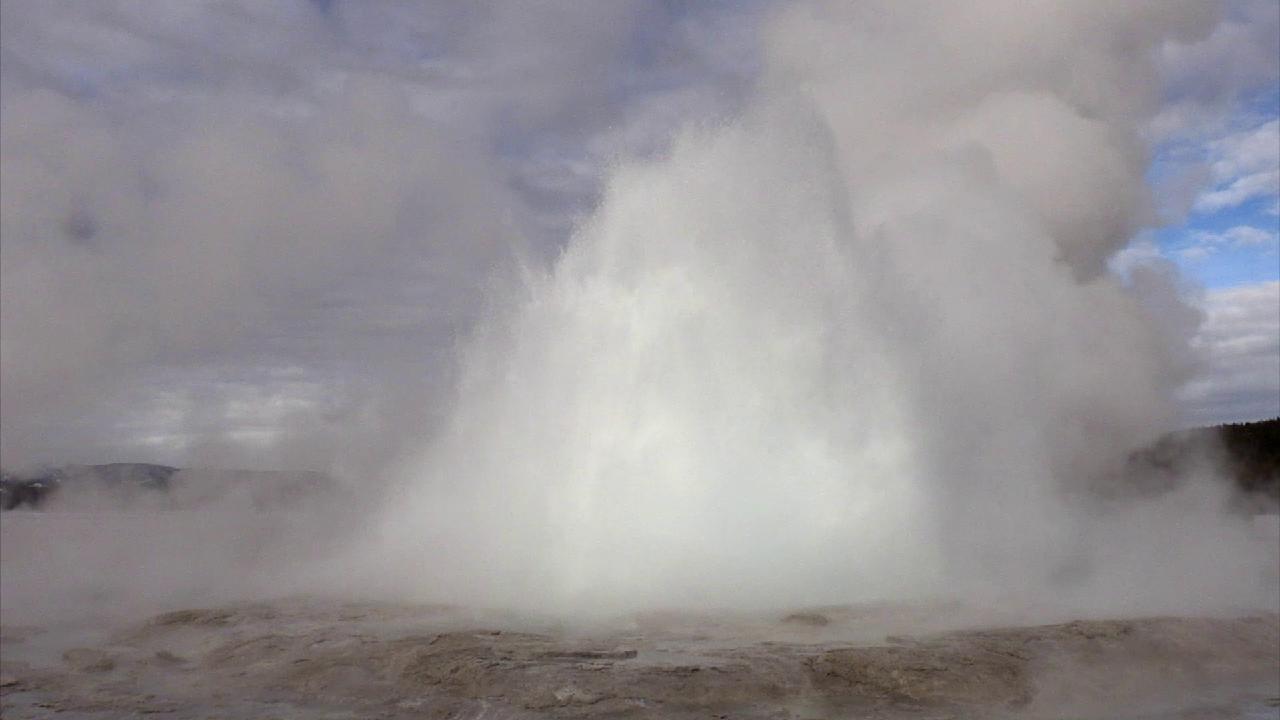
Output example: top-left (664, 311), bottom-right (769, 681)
top-left (1147, 88), bottom-right (1279, 290)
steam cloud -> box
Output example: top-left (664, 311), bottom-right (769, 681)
top-left (1, 1), bottom-right (1277, 622)
top-left (357, 0), bottom-right (1279, 616)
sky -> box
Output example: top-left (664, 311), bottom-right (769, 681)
top-left (1145, 94), bottom-right (1278, 290)
top-left (0, 0), bottom-right (1277, 474)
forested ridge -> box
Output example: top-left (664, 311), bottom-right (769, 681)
top-left (3, 419), bottom-right (1277, 511)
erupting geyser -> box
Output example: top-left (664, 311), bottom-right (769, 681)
top-left (358, 1), bottom-right (1278, 618)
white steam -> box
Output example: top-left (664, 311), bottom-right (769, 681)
top-left (354, 0), bottom-right (1278, 616)
top-left (1, 1), bottom-right (1275, 626)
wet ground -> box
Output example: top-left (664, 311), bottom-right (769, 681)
top-left (2, 599), bottom-right (1276, 719)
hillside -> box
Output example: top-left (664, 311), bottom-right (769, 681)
top-left (0, 463), bottom-right (335, 511)
top-left (1217, 418), bottom-right (1280, 498)
top-left (3, 419), bottom-right (1276, 512)
top-left (1125, 417), bottom-right (1280, 505)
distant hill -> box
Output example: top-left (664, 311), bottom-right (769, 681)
top-left (1125, 418), bottom-right (1279, 506)
top-left (68, 462), bottom-right (179, 490)
top-left (1216, 418), bottom-right (1280, 499)
top-left (3, 420), bottom-right (1276, 512)
top-left (0, 463), bottom-right (335, 511)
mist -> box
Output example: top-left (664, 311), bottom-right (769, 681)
top-left (329, 0), bottom-right (1277, 621)
top-left (2, 0), bottom-right (1278, 627)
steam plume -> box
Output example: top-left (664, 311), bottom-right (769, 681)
top-left (359, 0), bottom-right (1277, 616)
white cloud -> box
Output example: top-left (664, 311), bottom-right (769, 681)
top-left (1109, 237), bottom-right (1166, 276)
top-left (1193, 119), bottom-right (1280, 214)
top-left (1214, 225), bottom-right (1279, 246)
top-left (1194, 167), bottom-right (1280, 214)
top-left (1178, 245), bottom-right (1214, 261)
top-left (1180, 280), bottom-right (1280, 424)
top-left (1176, 223), bottom-right (1280, 261)
top-left (1148, 2), bottom-right (1279, 225)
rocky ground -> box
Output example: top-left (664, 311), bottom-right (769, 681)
top-left (1, 600), bottom-right (1276, 719)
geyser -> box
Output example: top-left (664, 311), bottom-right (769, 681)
top-left (360, 0), bottom-right (1277, 618)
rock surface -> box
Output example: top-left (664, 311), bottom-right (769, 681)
top-left (1, 600), bottom-right (1276, 718)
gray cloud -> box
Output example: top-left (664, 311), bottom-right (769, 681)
top-left (1181, 280), bottom-right (1280, 425)
top-left (0, 0), bottom-right (766, 473)
top-left (0, 74), bottom-right (520, 472)
top-left (1149, 0), bottom-right (1280, 142)
top-left (1145, 1), bottom-right (1280, 223)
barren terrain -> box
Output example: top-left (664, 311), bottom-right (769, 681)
top-left (2, 599), bottom-right (1276, 719)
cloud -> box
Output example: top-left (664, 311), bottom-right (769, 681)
top-left (0, 1), bottom-right (768, 472)
top-left (0, 75), bottom-right (523, 473)
top-left (1178, 245), bottom-right (1215, 261)
top-left (1148, 0), bottom-right (1279, 144)
top-left (1194, 166), bottom-right (1280, 215)
top-left (1192, 119), bottom-right (1280, 213)
top-left (1145, 2), bottom-right (1278, 224)
top-left (0, 0), bottom-right (1275, 568)
top-left (1109, 236), bottom-right (1167, 276)
top-left (1176, 224), bottom-right (1280, 261)
top-left (1205, 225), bottom-right (1280, 246)
top-left (1180, 280), bottom-right (1280, 424)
